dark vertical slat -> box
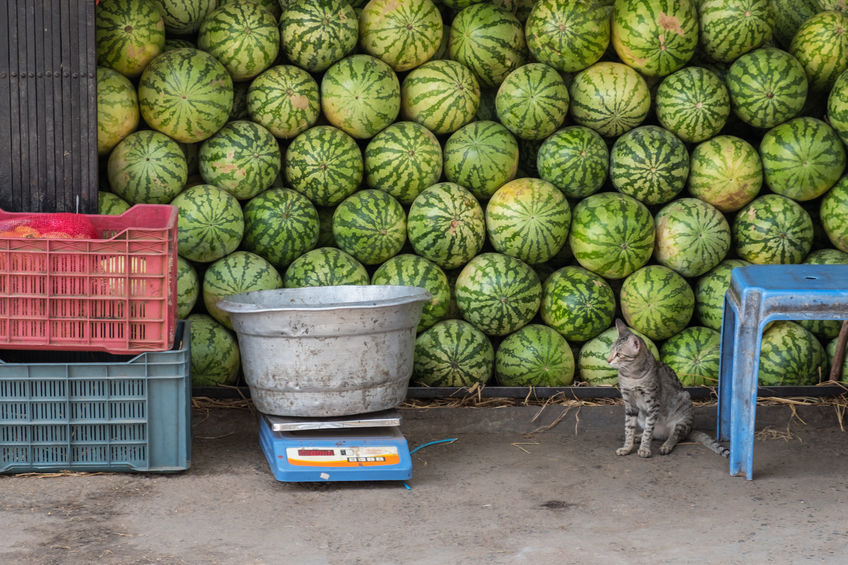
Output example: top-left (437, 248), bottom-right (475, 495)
top-left (5, 0), bottom-right (23, 212)
top-left (24, 1), bottom-right (41, 211)
top-left (50, 0), bottom-right (66, 213)
top-left (0, 0), bottom-right (12, 211)
top-left (69, 0), bottom-right (82, 213)
top-left (81, 0), bottom-right (98, 213)
top-left (33, 0), bottom-right (49, 212)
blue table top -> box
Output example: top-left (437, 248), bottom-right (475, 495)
top-left (731, 264), bottom-right (848, 293)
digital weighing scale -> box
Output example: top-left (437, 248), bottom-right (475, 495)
top-left (259, 409), bottom-right (413, 482)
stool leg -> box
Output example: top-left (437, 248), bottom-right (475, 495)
top-left (728, 312), bottom-right (763, 480)
top-left (717, 296), bottom-right (737, 441)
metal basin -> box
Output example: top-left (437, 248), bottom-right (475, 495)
top-left (217, 285), bottom-right (431, 417)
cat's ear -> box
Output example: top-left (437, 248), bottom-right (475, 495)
top-left (615, 318), bottom-right (630, 336)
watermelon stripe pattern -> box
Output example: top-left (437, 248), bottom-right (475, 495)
top-left (654, 198), bottom-right (731, 278)
top-left (821, 176), bottom-right (848, 253)
top-left (758, 321), bottom-right (826, 386)
top-left (283, 247), bottom-right (370, 288)
top-left (655, 67), bottom-right (730, 143)
top-left (828, 70), bottom-right (848, 147)
top-left (96, 66), bottom-right (139, 156)
top-left (332, 190), bottom-right (407, 265)
top-left (401, 60), bottom-right (482, 135)
top-left (620, 265), bottom-right (694, 341)
top-left (687, 135), bottom-right (762, 212)
top-left (96, 0), bottom-right (165, 77)
top-left (107, 130), bottom-right (187, 205)
top-left (197, 3), bottom-right (280, 81)
top-left (537, 126), bottom-right (609, 199)
top-left (660, 326), bottom-right (721, 387)
top-left (733, 194), bottom-right (814, 264)
top-left (242, 188), bottom-right (320, 269)
top-left (698, 0), bottom-right (775, 63)
top-left (495, 324), bottom-right (575, 387)
top-left (359, 0), bottom-right (443, 72)
top-left (280, 0), bottom-right (359, 73)
top-left (790, 10), bottom-right (848, 92)
top-left (695, 259), bottom-right (751, 331)
top-left (578, 325), bottom-right (659, 386)
top-left (152, 0), bottom-right (217, 35)
top-left (609, 125), bottom-right (690, 205)
top-left (188, 314), bottom-right (241, 386)
top-left (371, 254), bottom-right (451, 332)
top-left (540, 266), bottom-right (615, 342)
top-left (202, 251), bottom-right (283, 329)
top-left (569, 62), bottom-right (651, 138)
top-left (247, 65), bottom-right (321, 139)
top-left (443, 120), bottom-right (519, 201)
top-left (495, 63), bottom-right (570, 141)
top-left (525, 0), bottom-right (610, 73)
top-left (285, 125), bottom-right (364, 207)
top-left (413, 320), bottom-right (494, 387)
top-left (176, 256), bottom-right (199, 320)
top-left (172, 185), bottom-right (245, 264)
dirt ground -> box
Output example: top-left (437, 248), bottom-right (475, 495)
top-left (2, 400), bottom-right (847, 565)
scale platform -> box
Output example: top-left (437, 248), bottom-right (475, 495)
top-left (259, 409), bottom-right (413, 482)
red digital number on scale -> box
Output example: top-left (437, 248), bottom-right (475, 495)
top-left (297, 449), bottom-right (335, 457)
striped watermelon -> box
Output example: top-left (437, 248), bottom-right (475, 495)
top-left (485, 178), bottom-right (571, 265)
top-left (827, 335), bottom-right (848, 382)
top-left (495, 324), bottom-right (575, 386)
top-left (694, 259), bottom-right (750, 331)
top-left (536, 126), bottom-right (609, 199)
top-left (371, 254), bottom-right (451, 332)
top-left (448, 3), bottom-right (526, 88)
top-left (96, 67), bottom-right (139, 156)
top-left (284, 247), bottom-right (369, 288)
top-left (828, 70), bottom-right (848, 147)
top-left (620, 265), bottom-right (695, 341)
top-left (771, 0), bottom-right (819, 48)
top-left (247, 65), bottom-right (321, 139)
top-left (171, 184), bottom-right (245, 263)
top-left (359, 0), bottom-right (442, 72)
top-left (401, 60), bottom-right (481, 135)
top-left (733, 194), bottom-right (814, 264)
top-left (412, 320), bottom-right (494, 387)
top-left (821, 175), bottom-right (848, 252)
top-left (407, 182), bottom-right (486, 270)
top-left (816, 1), bottom-right (848, 10)
top-left (540, 266), bottom-right (615, 342)
top-left (654, 198), bottom-right (731, 278)
top-left (95, 0), bottom-right (165, 78)
top-left (687, 135), bottom-right (762, 212)
top-left (611, 0), bottom-right (699, 77)
top-left (726, 47), bottom-right (808, 129)
top-left (197, 2), bottom-right (279, 81)
top-left (493, 0), bottom-right (535, 21)
top-left (698, 0), bottom-right (775, 63)
top-left (759, 117), bottom-right (847, 201)
top-left (799, 247), bottom-right (848, 339)
top-left (242, 188), bottom-right (319, 269)
top-left (219, 0), bottom-right (280, 20)
top-left (578, 325), bottom-right (659, 386)
top-left (440, 0), bottom-right (484, 8)
top-left (443, 121), bottom-right (519, 201)
top-left (332, 190), bottom-right (407, 265)
top-left (660, 326), bottom-right (721, 387)
top-left (569, 62), bottom-right (651, 138)
top-left (279, 0), bottom-right (359, 73)
top-left (138, 48), bottom-right (233, 144)
top-left (758, 321), bottom-right (826, 386)
top-left (569, 192), bottom-right (655, 280)
top-left (524, 0), bottom-right (610, 73)
top-left (321, 54), bottom-right (401, 139)
top-left (364, 121), bottom-right (443, 206)
top-left (285, 125), bottom-right (364, 207)
top-left (107, 130), bottom-right (188, 205)
top-left (188, 314), bottom-right (241, 387)
top-left (455, 252), bottom-right (542, 336)
top-left (495, 63), bottom-right (570, 141)
top-left (790, 10), bottom-right (848, 92)
top-left (97, 191), bottom-right (131, 215)
top-left (198, 120), bottom-right (281, 201)
top-left (654, 66), bottom-right (730, 143)
top-left (609, 126), bottom-right (690, 206)
top-left (151, 0), bottom-right (216, 35)
top-left (176, 256), bottom-right (199, 319)
top-left (203, 251), bottom-right (283, 329)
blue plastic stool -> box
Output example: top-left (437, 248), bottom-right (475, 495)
top-left (717, 264), bottom-right (848, 479)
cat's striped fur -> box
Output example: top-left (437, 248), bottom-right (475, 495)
top-left (607, 319), bottom-right (729, 458)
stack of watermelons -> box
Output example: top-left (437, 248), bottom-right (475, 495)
top-left (94, 0), bottom-right (848, 390)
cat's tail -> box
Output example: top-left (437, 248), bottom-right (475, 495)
top-left (689, 431), bottom-right (730, 458)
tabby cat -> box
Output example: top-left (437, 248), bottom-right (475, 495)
top-left (607, 319), bottom-right (729, 458)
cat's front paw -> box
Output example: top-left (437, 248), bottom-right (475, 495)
top-left (638, 446), bottom-right (652, 458)
top-left (659, 444), bottom-right (675, 455)
top-left (616, 446), bottom-right (633, 456)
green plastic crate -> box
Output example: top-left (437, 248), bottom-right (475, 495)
top-left (0, 321), bottom-right (190, 473)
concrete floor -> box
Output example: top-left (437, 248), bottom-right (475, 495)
top-left (1, 400), bottom-right (847, 565)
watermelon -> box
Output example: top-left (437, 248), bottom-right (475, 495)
top-left (694, 259), bottom-right (750, 331)
top-left (203, 251), bottom-right (283, 329)
top-left (96, 67), bottom-right (140, 156)
top-left (188, 314), bottom-right (241, 387)
top-left (285, 125), bottom-right (363, 207)
top-left (242, 188), bottom-right (319, 269)
top-left (687, 135), bottom-right (762, 212)
top-left (620, 265), bottom-right (695, 341)
top-left (442, 121), bottom-right (519, 201)
top-left (401, 60), bottom-right (481, 135)
top-left (609, 125), bottom-right (690, 205)
top-left (826, 335), bottom-right (848, 382)
top-left (358, 0), bottom-right (442, 72)
top-left (828, 70), bottom-right (848, 147)
top-left (151, 0), bottom-right (216, 35)
top-left (172, 184), bottom-right (245, 264)
top-left (654, 198), bottom-right (731, 278)
top-left (790, 10), bottom-right (848, 92)
top-left (611, 0), bottom-right (699, 77)
top-left (524, 0), bottom-right (610, 73)
top-left (798, 248), bottom-right (848, 339)
top-left (758, 321), bottom-right (826, 386)
top-left (321, 54), bottom-right (401, 139)
top-left (816, 0), bottom-right (848, 10)
top-left (283, 247), bottom-right (369, 288)
top-left (448, 3), bottom-right (526, 88)
top-left (138, 48), bottom-right (233, 144)
top-left (198, 120), bottom-right (281, 201)
top-left (219, 0), bottom-right (280, 20)
top-left (569, 62), bottom-right (651, 138)
top-left (726, 47), bottom-right (808, 129)
top-left (660, 326), bottom-right (721, 387)
top-left (654, 66), bottom-right (730, 144)
top-left (364, 121), bottom-right (443, 206)
top-left (759, 117), bottom-right (847, 201)
top-left (577, 325), bottom-right (659, 386)
top-left (822, 176), bottom-right (848, 252)
top-left (247, 65), bottom-right (321, 140)
top-left (107, 130), bottom-right (188, 205)
top-left (540, 266), bottom-right (615, 342)
top-left (407, 182), bottom-right (486, 270)
top-left (176, 256), bottom-right (199, 319)
top-left (371, 253), bottom-right (451, 332)
top-left (493, 0), bottom-right (535, 21)
top-left (569, 192), bottom-right (655, 280)
top-left (95, 0), bottom-right (165, 78)
top-left (771, 0), bottom-right (819, 48)
top-left (485, 178), bottom-right (571, 265)
top-left (697, 0), bottom-right (775, 63)
top-left (733, 194), bottom-right (814, 264)
top-left (98, 191), bottom-right (132, 216)
top-left (197, 2), bottom-right (279, 81)
top-left (495, 63), bottom-right (570, 141)
top-left (536, 126), bottom-right (609, 199)
top-left (279, 0), bottom-right (359, 73)
top-left (412, 319), bottom-right (494, 387)
top-left (454, 252), bottom-right (541, 336)
top-left (495, 324), bottom-right (575, 386)
top-left (332, 189), bottom-right (407, 265)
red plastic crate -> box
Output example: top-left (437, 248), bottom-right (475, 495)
top-left (0, 205), bottom-right (178, 354)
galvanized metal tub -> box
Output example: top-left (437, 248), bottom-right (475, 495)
top-left (217, 285), bottom-right (431, 417)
